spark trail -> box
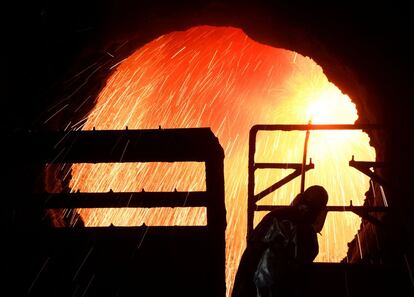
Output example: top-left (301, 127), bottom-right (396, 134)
top-left (69, 26), bottom-right (375, 296)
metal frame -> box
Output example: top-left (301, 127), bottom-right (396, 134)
top-left (12, 128), bottom-right (227, 297)
top-left (247, 124), bottom-right (388, 239)
top-left (349, 155), bottom-right (390, 189)
top-left (18, 128), bottom-right (226, 227)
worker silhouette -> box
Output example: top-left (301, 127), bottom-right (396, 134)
top-left (232, 185), bottom-right (329, 297)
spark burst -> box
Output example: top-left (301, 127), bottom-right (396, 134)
top-left (69, 26), bottom-right (375, 296)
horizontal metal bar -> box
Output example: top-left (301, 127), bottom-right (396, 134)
top-left (327, 206), bottom-right (389, 212)
top-left (32, 225), bottom-right (209, 234)
top-left (254, 162), bottom-right (314, 170)
top-left (349, 160), bottom-right (387, 168)
top-left (10, 128), bottom-right (224, 163)
top-left (255, 205), bottom-right (390, 212)
top-left (31, 192), bottom-right (209, 209)
top-left (251, 124), bottom-right (383, 133)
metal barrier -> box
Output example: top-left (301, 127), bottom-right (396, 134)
top-left (247, 123), bottom-right (387, 239)
top-left (11, 127), bottom-right (226, 297)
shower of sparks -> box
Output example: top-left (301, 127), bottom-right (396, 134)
top-left (69, 26), bottom-right (375, 296)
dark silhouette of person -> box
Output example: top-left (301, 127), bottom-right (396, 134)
top-left (232, 185), bottom-right (329, 297)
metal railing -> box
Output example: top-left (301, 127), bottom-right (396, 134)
top-left (247, 123), bottom-right (388, 239)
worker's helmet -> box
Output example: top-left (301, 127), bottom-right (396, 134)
top-left (291, 185), bottom-right (328, 232)
top-left (302, 185), bottom-right (328, 211)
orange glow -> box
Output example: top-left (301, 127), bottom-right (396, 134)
top-left (69, 26), bottom-right (375, 296)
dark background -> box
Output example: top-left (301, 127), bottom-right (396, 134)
top-left (4, 1), bottom-right (414, 296)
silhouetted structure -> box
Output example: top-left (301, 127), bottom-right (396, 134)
top-left (5, 2), bottom-right (414, 296)
top-left (6, 128), bottom-right (226, 297)
top-left (239, 124), bottom-right (413, 297)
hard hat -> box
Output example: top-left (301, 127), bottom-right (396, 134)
top-left (302, 185), bottom-right (328, 211)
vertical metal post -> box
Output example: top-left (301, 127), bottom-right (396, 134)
top-left (205, 152), bottom-right (226, 297)
top-left (247, 127), bottom-right (257, 240)
top-left (300, 122), bottom-right (311, 193)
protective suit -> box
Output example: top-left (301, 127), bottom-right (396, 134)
top-left (232, 185), bottom-right (328, 297)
